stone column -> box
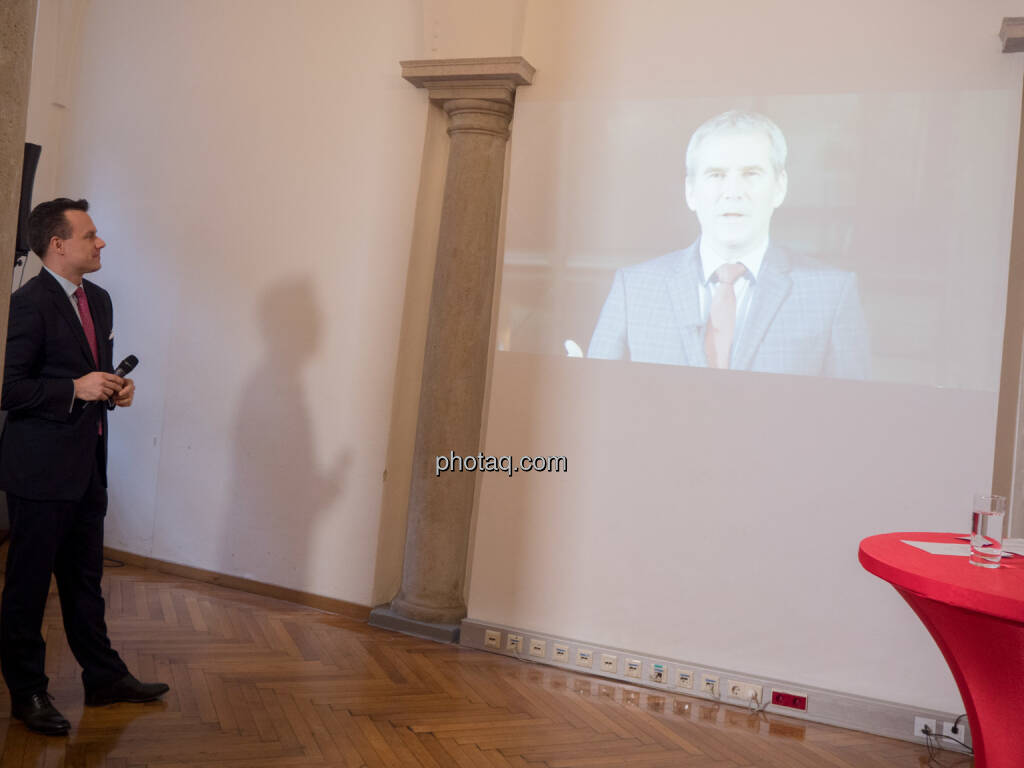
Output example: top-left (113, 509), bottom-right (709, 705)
top-left (0, 0), bottom-right (38, 361)
top-left (370, 57), bottom-right (534, 641)
top-left (0, 0), bottom-right (36, 537)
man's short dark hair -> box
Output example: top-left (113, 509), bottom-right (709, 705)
top-left (27, 198), bottom-right (89, 258)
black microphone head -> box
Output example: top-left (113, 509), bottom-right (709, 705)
top-left (115, 354), bottom-right (139, 376)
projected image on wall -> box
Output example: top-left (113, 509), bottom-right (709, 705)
top-left (497, 92), bottom-right (1016, 391)
top-left (587, 110), bottom-right (869, 379)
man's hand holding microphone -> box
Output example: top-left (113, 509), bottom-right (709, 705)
top-left (73, 354), bottom-right (138, 408)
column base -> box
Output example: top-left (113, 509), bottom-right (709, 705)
top-left (368, 605), bottom-right (461, 643)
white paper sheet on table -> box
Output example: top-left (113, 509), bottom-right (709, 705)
top-left (901, 540), bottom-right (972, 556)
top-left (903, 539), bottom-right (1021, 557)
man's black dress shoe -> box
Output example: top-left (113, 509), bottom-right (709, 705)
top-left (11, 692), bottom-right (71, 735)
top-left (85, 673), bottom-right (170, 706)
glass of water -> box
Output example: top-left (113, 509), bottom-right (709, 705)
top-left (970, 493), bottom-right (1007, 568)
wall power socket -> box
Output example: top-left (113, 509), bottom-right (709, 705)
top-left (913, 717), bottom-right (936, 739)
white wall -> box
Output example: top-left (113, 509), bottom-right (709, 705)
top-left (468, 0), bottom-right (1024, 714)
top-left (43, 0), bottom-right (428, 605)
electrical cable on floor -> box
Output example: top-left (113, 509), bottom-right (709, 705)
top-left (925, 735), bottom-right (969, 768)
top-left (748, 689), bottom-right (769, 714)
top-left (932, 732), bottom-right (972, 752)
top-left (928, 716), bottom-right (973, 754)
top-left (104, 558), bottom-right (125, 568)
top-left (921, 723), bottom-right (973, 766)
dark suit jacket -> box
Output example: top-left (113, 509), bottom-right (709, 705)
top-left (0, 269), bottom-right (113, 500)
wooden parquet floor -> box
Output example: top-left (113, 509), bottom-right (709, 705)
top-left (0, 562), bottom-right (971, 768)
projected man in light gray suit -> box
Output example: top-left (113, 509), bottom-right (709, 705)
top-left (588, 111), bottom-right (869, 379)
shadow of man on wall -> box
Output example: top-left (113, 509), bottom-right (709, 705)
top-left (223, 277), bottom-right (349, 592)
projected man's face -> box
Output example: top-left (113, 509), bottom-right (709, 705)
top-left (685, 130), bottom-right (788, 255)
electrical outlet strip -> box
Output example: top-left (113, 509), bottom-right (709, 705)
top-left (460, 619), bottom-right (970, 752)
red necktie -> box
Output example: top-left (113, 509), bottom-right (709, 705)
top-left (705, 262), bottom-right (747, 369)
top-left (73, 286), bottom-right (99, 366)
top-left (73, 286), bottom-right (102, 433)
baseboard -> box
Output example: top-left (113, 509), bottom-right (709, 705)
top-left (460, 619), bottom-right (971, 753)
top-left (104, 547), bottom-right (371, 621)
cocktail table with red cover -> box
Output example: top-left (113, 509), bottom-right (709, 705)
top-left (859, 532), bottom-right (1024, 768)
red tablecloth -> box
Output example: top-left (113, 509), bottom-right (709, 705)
top-left (859, 532), bottom-right (1024, 768)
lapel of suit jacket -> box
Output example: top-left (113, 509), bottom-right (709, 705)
top-left (731, 245), bottom-right (793, 371)
top-left (666, 243), bottom-right (708, 366)
top-left (40, 268), bottom-right (97, 370)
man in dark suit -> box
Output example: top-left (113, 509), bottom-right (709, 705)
top-left (0, 198), bottom-right (168, 735)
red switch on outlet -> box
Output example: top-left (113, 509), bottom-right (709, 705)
top-left (771, 691), bottom-right (808, 711)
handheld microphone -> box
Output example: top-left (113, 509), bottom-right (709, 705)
top-left (109, 354), bottom-right (139, 407)
top-left (114, 355), bottom-right (138, 377)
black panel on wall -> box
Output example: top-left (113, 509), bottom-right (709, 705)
top-left (15, 142), bottom-right (42, 266)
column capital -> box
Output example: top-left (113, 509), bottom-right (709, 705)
top-left (1000, 18), bottom-right (1024, 53)
top-left (401, 56), bottom-right (535, 105)
top-left (444, 99), bottom-right (514, 139)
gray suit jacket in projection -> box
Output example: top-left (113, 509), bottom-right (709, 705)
top-left (587, 241), bottom-right (870, 379)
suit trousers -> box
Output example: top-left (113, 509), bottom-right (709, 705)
top-left (0, 447), bottom-right (127, 697)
